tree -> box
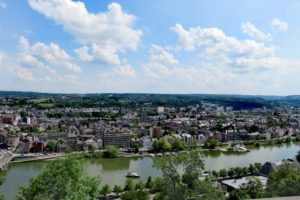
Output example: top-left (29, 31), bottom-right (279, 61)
top-left (248, 164), bottom-right (256, 174)
top-left (145, 176), bottom-right (154, 190)
top-left (100, 184), bottom-right (111, 199)
top-left (266, 163), bottom-right (300, 197)
top-left (89, 145), bottom-right (96, 153)
top-left (203, 138), bottom-right (218, 149)
top-left (229, 189), bottom-right (250, 200)
top-left (152, 177), bottom-right (166, 193)
top-left (135, 181), bottom-right (145, 190)
top-left (241, 177), bottom-right (264, 199)
top-left (0, 172), bottom-right (6, 200)
top-left (124, 179), bottom-right (134, 191)
top-left (212, 170), bottom-right (219, 178)
top-left (45, 140), bottom-right (56, 152)
top-left (219, 169), bottom-right (228, 178)
top-left (154, 150), bottom-right (225, 200)
top-left (172, 140), bottom-right (186, 151)
top-left (17, 155), bottom-right (100, 200)
top-left (20, 110), bottom-right (29, 118)
top-left (103, 145), bottom-right (119, 158)
top-left (121, 190), bottom-right (150, 200)
top-left (227, 168), bottom-right (235, 177)
top-left (113, 185), bottom-right (122, 197)
top-left (152, 138), bottom-right (172, 152)
top-left (296, 150), bottom-right (300, 163)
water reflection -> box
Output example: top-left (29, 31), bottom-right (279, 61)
top-left (0, 143), bottom-right (299, 200)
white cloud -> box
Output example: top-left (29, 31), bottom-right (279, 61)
top-left (0, 53), bottom-right (4, 63)
top-left (8, 67), bottom-right (35, 81)
top-left (171, 24), bottom-right (277, 73)
top-left (114, 64), bottom-right (136, 77)
top-left (143, 45), bottom-right (179, 78)
top-left (28, 0), bottom-right (142, 65)
top-left (74, 46), bottom-right (93, 62)
top-left (75, 44), bottom-right (121, 65)
top-left (18, 36), bottom-right (81, 73)
top-left (241, 22), bottom-right (272, 41)
top-left (271, 18), bottom-right (288, 31)
top-left (149, 45), bottom-right (179, 65)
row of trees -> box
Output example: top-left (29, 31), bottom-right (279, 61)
top-left (212, 163), bottom-right (262, 179)
top-left (152, 138), bottom-right (197, 152)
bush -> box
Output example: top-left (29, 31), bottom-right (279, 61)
top-left (203, 138), bottom-right (218, 149)
top-left (103, 145), bottom-right (119, 158)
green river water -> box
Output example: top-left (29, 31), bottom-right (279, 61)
top-left (1, 143), bottom-right (300, 200)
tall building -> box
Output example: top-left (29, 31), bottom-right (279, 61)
top-left (103, 133), bottom-right (131, 148)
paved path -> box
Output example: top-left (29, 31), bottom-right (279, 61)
top-left (0, 149), bottom-right (13, 170)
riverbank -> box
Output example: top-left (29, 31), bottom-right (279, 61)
top-left (1, 142), bottom-right (300, 200)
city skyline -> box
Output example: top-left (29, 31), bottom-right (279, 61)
top-left (0, 0), bottom-right (300, 95)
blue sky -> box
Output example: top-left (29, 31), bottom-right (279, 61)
top-left (0, 0), bottom-right (300, 95)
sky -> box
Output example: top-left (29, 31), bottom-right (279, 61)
top-left (0, 0), bottom-right (300, 95)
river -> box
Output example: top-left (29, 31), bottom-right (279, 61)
top-left (1, 143), bottom-right (299, 200)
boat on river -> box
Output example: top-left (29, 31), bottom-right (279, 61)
top-left (126, 172), bottom-right (140, 178)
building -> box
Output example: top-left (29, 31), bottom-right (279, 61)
top-left (150, 127), bottom-right (161, 138)
top-left (103, 133), bottom-right (131, 148)
top-left (221, 176), bottom-right (268, 193)
top-left (67, 133), bottom-right (77, 150)
top-left (259, 161), bottom-right (283, 177)
top-left (157, 107), bottom-right (164, 113)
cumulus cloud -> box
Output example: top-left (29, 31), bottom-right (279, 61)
top-left (28, 0), bottom-right (142, 65)
top-left (171, 23), bottom-right (277, 73)
top-left (271, 18), bottom-right (288, 31)
top-left (18, 36), bottom-right (81, 73)
top-left (114, 64), bottom-right (136, 77)
top-left (143, 45), bottom-right (179, 78)
top-left (8, 66), bottom-right (35, 81)
top-left (75, 44), bottom-right (120, 65)
top-left (241, 22), bottom-right (272, 41)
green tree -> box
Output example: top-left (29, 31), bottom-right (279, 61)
top-left (154, 150), bottom-right (225, 200)
top-left (135, 181), bottom-right (145, 190)
top-left (17, 155), bottom-right (100, 200)
top-left (113, 185), bottom-right (122, 197)
top-left (0, 172), bottom-right (7, 200)
top-left (266, 163), bottom-right (300, 197)
top-left (219, 169), bottom-right (228, 178)
top-left (229, 189), bottom-right (250, 200)
top-left (20, 110), bottom-right (29, 118)
top-left (45, 140), bottom-right (56, 152)
top-left (145, 176), bottom-right (154, 190)
top-left (203, 138), bottom-right (218, 149)
top-left (212, 170), bottom-right (219, 178)
top-left (100, 184), bottom-right (111, 199)
top-left (124, 179), bottom-right (134, 191)
top-left (152, 138), bottom-right (172, 152)
top-left (296, 150), bottom-right (300, 163)
top-left (241, 177), bottom-right (264, 198)
top-left (152, 177), bottom-right (166, 193)
top-left (121, 190), bottom-right (150, 200)
top-left (172, 140), bottom-right (186, 151)
top-left (103, 145), bottom-right (119, 158)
